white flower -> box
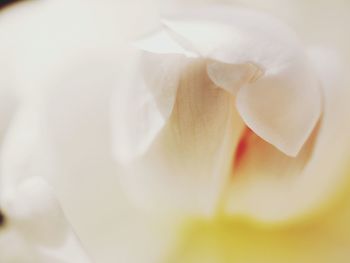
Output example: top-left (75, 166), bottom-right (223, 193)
top-left (113, 6), bottom-right (350, 222)
top-left (1, 1), bottom-right (350, 263)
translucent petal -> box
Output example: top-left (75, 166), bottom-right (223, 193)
top-left (134, 29), bottom-right (197, 58)
top-left (161, 8), bottom-right (321, 154)
top-left (161, 18), bottom-right (236, 57)
top-left (118, 59), bottom-right (245, 215)
top-left (206, 61), bottom-right (263, 96)
top-left (236, 57), bottom-right (322, 156)
top-left (161, 7), bottom-right (301, 66)
top-left (225, 48), bottom-right (350, 221)
top-left (112, 51), bottom-right (189, 162)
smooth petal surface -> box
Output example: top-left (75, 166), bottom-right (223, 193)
top-left (161, 18), bottom-right (235, 57)
top-left (236, 57), bottom-right (321, 156)
top-left (6, 177), bottom-right (68, 245)
top-left (134, 29), bottom-right (197, 58)
top-left (113, 50), bottom-right (189, 162)
top-left (161, 7), bottom-right (301, 65)
top-left (0, 228), bottom-right (40, 263)
top-left (0, 0), bottom-right (161, 262)
top-left (1, 177), bottom-right (91, 262)
top-left (206, 61), bottom-right (263, 95)
top-left (0, 103), bottom-right (57, 201)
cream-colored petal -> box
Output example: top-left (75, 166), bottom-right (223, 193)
top-left (225, 127), bottom-right (318, 221)
top-left (2, 177), bottom-right (91, 262)
top-left (225, 48), bottom-right (350, 222)
top-left (236, 57), bottom-right (322, 156)
top-left (5, 177), bottom-right (69, 245)
top-left (0, 227), bottom-right (40, 263)
top-left (0, 59), bottom-right (17, 144)
top-left (0, 103), bottom-right (56, 201)
top-left (36, 232), bottom-right (92, 263)
top-left (161, 7), bottom-right (300, 66)
top-left (115, 7), bottom-right (320, 216)
top-left (0, 0), bottom-right (175, 262)
top-left (118, 59), bottom-right (244, 216)
top-left (161, 17), bottom-right (235, 57)
top-left (206, 61), bottom-right (263, 95)
top-left (162, 8), bottom-right (321, 154)
top-left (113, 50), bottom-right (189, 162)
top-left (134, 29), bottom-right (197, 58)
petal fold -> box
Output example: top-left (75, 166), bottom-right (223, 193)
top-left (225, 48), bottom-right (350, 222)
top-left (117, 59), bottom-right (244, 216)
top-left (161, 8), bottom-right (322, 154)
top-left (206, 61), bottom-right (263, 95)
top-left (113, 50), bottom-right (189, 162)
top-left (236, 57), bottom-right (322, 156)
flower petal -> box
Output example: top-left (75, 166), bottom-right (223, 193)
top-left (225, 48), bottom-right (350, 221)
top-left (0, 104), bottom-right (56, 200)
top-left (206, 61), bottom-right (263, 95)
top-left (2, 177), bottom-right (91, 262)
top-left (117, 59), bottom-right (245, 215)
top-left (5, 177), bottom-right (69, 245)
top-left (112, 50), bottom-right (189, 162)
top-left (226, 126), bottom-right (318, 221)
top-left (134, 29), bottom-right (197, 58)
top-left (0, 228), bottom-right (40, 263)
top-left (161, 7), bottom-right (301, 65)
top-left (161, 17), bottom-right (235, 57)
top-left (236, 57), bottom-right (322, 156)
top-left (161, 8), bottom-right (321, 155)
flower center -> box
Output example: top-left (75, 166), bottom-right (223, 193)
top-left (233, 128), bottom-right (253, 171)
